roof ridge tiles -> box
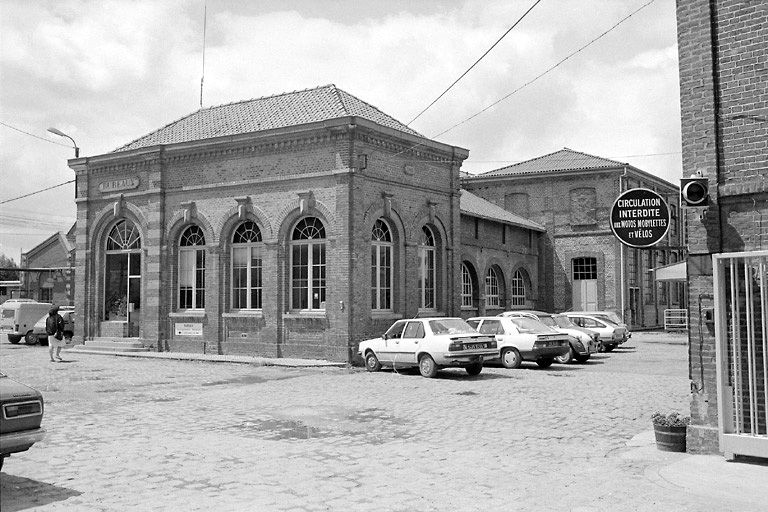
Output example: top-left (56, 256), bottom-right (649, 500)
top-left (112, 84), bottom-right (425, 153)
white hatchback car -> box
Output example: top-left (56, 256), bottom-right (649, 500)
top-left (501, 311), bottom-right (595, 363)
top-left (565, 313), bottom-right (628, 352)
top-left (358, 317), bottom-right (498, 378)
top-left (467, 316), bottom-right (570, 369)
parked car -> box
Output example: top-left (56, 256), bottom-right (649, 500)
top-left (0, 300), bottom-right (52, 344)
top-left (467, 316), bottom-right (570, 369)
top-left (565, 313), bottom-right (628, 352)
top-left (500, 310), bottom-right (593, 364)
top-left (0, 371), bottom-right (45, 471)
top-left (568, 310), bottom-right (631, 341)
top-left (29, 307), bottom-right (75, 345)
top-left (358, 317), bottom-right (498, 378)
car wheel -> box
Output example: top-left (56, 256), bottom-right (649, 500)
top-left (536, 358), bottom-right (554, 368)
top-left (465, 362), bottom-right (483, 376)
top-left (418, 354), bottom-right (438, 378)
top-left (365, 351), bottom-right (382, 372)
top-left (604, 344), bottom-right (616, 352)
top-left (500, 347), bottom-right (522, 369)
top-left (575, 354), bottom-right (590, 363)
top-left (25, 331), bottom-right (39, 345)
top-left (8, 334), bottom-right (21, 344)
top-left (555, 347), bottom-right (574, 364)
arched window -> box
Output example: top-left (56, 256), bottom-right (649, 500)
top-left (104, 220), bottom-right (141, 322)
top-left (106, 219), bottom-right (141, 250)
top-left (290, 217), bottom-right (326, 310)
top-left (418, 226), bottom-right (436, 310)
top-left (511, 270), bottom-right (526, 306)
top-left (232, 221), bottom-right (263, 310)
top-left (371, 219), bottom-right (392, 310)
top-left (461, 263), bottom-right (474, 308)
top-left (485, 267), bottom-right (501, 308)
top-left (179, 225), bottom-right (206, 310)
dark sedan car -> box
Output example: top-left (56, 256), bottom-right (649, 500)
top-left (0, 372), bottom-right (45, 470)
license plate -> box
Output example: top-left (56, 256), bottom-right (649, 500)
top-left (465, 343), bottom-right (486, 350)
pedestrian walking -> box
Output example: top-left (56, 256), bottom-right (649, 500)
top-left (46, 305), bottom-right (65, 362)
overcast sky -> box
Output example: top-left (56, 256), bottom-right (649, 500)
top-left (0, 0), bottom-right (681, 262)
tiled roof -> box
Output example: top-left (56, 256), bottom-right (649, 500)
top-left (114, 85), bottom-right (422, 152)
top-left (472, 148), bottom-right (627, 178)
top-left (460, 190), bottom-right (545, 232)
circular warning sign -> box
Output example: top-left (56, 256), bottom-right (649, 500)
top-left (610, 188), bottom-right (670, 248)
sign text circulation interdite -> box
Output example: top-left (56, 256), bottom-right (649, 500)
top-left (610, 188), bottom-right (670, 248)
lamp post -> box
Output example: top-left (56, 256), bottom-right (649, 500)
top-left (47, 127), bottom-right (79, 158)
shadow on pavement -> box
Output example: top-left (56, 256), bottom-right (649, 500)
top-left (0, 473), bottom-right (82, 512)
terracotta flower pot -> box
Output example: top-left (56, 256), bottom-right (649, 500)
top-left (653, 424), bottom-right (687, 452)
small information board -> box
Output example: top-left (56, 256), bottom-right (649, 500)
top-left (175, 323), bottom-right (203, 336)
top-left (610, 188), bottom-right (670, 248)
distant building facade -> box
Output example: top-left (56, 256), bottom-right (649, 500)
top-left (19, 226), bottom-right (76, 305)
top-left (66, 85), bottom-right (543, 362)
top-left (463, 149), bottom-right (684, 329)
top-left (677, 0), bottom-right (768, 456)
top-left (0, 281), bottom-right (21, 303)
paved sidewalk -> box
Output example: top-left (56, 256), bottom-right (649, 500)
top-left (65, 346), bottom-right (345, 367)
top-left (625, 431), bottom-right (767, 508)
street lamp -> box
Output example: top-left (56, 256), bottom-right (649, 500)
top-left (47, 127), bottom-right (79, 158)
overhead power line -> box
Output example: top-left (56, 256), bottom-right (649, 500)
top-left (432, 0), bottom-right (656, 140)
top-left (391, 0), bottom-right (657, 160)
top-left (0, 180), bottom-right (75, 205)
top-left (406, 0), bottom-right (543, 126)
top-left (0, 121), bottom-right (73, 149)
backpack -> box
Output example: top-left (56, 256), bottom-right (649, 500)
top-left (45, 315), bottom-right (58, 335)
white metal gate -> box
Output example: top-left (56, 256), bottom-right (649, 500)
top-left (713, 250), bottom-right (768, 459)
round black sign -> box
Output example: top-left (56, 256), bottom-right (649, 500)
top-left (610, 188), bottom-right (670, 248)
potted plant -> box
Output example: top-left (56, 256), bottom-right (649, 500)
top-left (651, 412), bottom-right (690, 452)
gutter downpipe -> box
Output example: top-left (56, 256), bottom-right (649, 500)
top-left (620, 166), bottom-right (627, 324)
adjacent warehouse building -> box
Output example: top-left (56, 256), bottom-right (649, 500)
top-left (463, 148), bottom-right (684, 329)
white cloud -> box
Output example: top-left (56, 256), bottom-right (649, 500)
top-left (0, 0), bottom-right (683, 257)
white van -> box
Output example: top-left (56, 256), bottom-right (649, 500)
top-left (0, 300), bottom-right (53, 344)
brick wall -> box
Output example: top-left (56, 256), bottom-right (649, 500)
top-left (74, 121), bottom-right (468, 362)
top-left (676, 0), bottom-right (768, 454)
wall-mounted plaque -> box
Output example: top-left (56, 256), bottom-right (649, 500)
top-left (175, 323), bottom-right (203, 336)
top-left (99, 177), bottom-right (139, 194)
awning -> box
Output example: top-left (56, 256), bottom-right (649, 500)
top-left (654, 261), bottom-right (687, 282)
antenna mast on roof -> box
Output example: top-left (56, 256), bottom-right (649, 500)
top-left (200, 2), bottom-right (207, 108)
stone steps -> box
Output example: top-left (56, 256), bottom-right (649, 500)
top-left (68, 337), bottom-right (150, 353)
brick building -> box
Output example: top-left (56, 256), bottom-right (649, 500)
top-left (458, 190), bottom-right (545, 318)
top-left (463, 148), bottom-right (684, 328)
top-left (19, 225), bottom-right (76, 305)
top-left (676, 1), bottom-right (767, 457)
top-left (66, 85), bottom-right (542, 362)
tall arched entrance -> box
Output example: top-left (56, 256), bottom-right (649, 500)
top-left (103, 219), bottom-right (142, 337)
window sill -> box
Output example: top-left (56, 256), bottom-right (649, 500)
top-left (371, 311), bottom-right (402, 320)
top-left (417, 310), bottom-right (445, 317)
top-left (222, 311), bottom-right (264, 319)
top-left (169, 311), bottom-right (206, 318)
top-left (283, 311), bottom-right (327, 319)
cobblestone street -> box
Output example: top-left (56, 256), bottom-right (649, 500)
top-left (0, 333), bottom-right (761, 511)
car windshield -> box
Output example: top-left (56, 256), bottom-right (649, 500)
top-left (536, 315), bottom-right (556, 327)
top-left (593, 315), bottom-right (618, 326)
top-left (602, 312), bottom-right (623, 324)
top-left (553, 315), bottom-right (576, 328)
top-left (509, 317), bottom-right (549, 332)
top-left (429, 318), bottom-right (476, 335)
